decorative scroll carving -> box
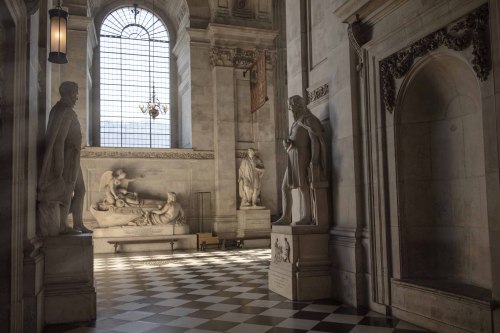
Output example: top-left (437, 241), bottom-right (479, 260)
top-left (380, 4), bottom-right (490, 113)
top-left (80, 148), bottom-right (215, 160)
top-left (306, 83), bottom-right (329, 105)
top-left (210, 46), bottom-right (275, 69)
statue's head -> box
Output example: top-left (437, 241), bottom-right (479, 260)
top-left (115, 169), bottom-right (126, 179)
top-left (59, 81), bottom-right (78, 107)
top-left (288, 95), bottom-right (307, 120)
top-left (247, 148), bottom-right (256, 158)
top-left (167, 192), bottom-right (177, 202)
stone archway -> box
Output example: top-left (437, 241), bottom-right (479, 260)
top-left (396, 52), bottom-right (491, 292)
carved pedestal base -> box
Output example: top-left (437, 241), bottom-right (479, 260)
top-left (268, 226), bottom-right (331, 301)
top-left (237, 209), bottom-right (271, 238)
top-left (43, 234), bottom-right (96, 324)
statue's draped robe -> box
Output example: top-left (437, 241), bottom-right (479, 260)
top-left (39, 101), bottom-right (82, 206)
top-left (286, 113), bottom-right (326, 188)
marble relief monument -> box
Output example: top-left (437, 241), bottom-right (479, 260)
top-left (91, 169), bottom-right (191, 252)
top-left (269, 95), bottom-right (331, 300)
top-left (236, 149), bottom-right (271, 239)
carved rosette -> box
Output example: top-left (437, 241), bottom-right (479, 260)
top-left (210, 46), bottom-right (275, 69)
top-left (306, 83), bottom-right (329, 106)
top-left (81, 148), bottom-right (215, 159)
top-left (380, 4), bottom-right (490, 113)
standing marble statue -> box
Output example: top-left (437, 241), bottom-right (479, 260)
top-left (238, 148), bottom-right (265, 209)
top-left (273, 95), bottom-right (327, 225)
top-left (38, 81), bottom-right (91, 236)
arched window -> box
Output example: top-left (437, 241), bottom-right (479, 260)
top-left (100, 5), bottom-right (170, 148)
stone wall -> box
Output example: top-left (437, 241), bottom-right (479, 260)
top-left (286, 0), bottom-right (500, 331)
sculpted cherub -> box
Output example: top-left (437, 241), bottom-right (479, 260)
top-left (99, 169), bottom-right (140, 207)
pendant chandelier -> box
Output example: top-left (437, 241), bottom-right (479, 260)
top-left (139, 86), bottom-right (167, 119)
top-left (48, 0), bottom-right (68, 64)
top-left (139, 1), bottom-right (168, 120)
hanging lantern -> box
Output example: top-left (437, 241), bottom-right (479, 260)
top-left (48, 2), bottom-right (68, 64)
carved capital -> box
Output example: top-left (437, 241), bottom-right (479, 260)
top-left (380, 4), bottom-right (490, 113)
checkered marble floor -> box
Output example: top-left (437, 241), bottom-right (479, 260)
top-left (44, 249), bottom-right (433, 333)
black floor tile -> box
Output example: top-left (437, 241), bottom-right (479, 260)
top-left (358, 316), bottom-right (399, 328)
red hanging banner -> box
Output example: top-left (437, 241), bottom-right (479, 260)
top-left (250, 49), bottom-right (267, 113)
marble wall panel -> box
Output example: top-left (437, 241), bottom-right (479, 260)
top-left (285, 0), bottom-right (301, 46)
top-left (398, 123), bottom-right (431, 181)
top-left (329, 86), bottom-right (353, 141)
top-left (430, 115), bottom-right (466, 180)
top-left (405, 226), bottom-right (437, 279)
top-left (236, 77), bottom-right (254, 142)
top-left (463, 111), bottom-right (485, 177)
top-left (434, 227), bottom-right (470, 282)
top-left (469, 227), bottom-right (492, 288)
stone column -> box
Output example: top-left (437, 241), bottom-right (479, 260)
top-left (212, 65), bottom-right (238, 235)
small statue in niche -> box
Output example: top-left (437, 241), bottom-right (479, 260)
top-left (238, 148), bottom-right (265, 209)
top-left (132, 192), bottom-right (186, 226)
top-left (99, 169), bottom-right (140, 208)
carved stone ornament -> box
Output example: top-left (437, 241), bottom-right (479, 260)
top-left (210, 46), bottom-right (275, 69)
top-left (24, 0), bottom-right (41, 15)
top-left (380, 4), bottom-right (490, 113)
top-left (306, 83), bottom-right (329, 106)
top-left (348, 15), bottom-right (371, 72)
top-left (80, 148), bottom-right (215, 160)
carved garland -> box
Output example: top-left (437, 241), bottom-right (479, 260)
top-left (210, 46), bottom-right (275, 69)
top-left (307, 83), bottom-right (329, 105)
top-left (380, 4), bottom-right (490, 113)
top-left (81, 148), bottom-right (215, 160)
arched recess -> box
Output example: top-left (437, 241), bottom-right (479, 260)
top-left (395, 52), bottom-right (492, 292)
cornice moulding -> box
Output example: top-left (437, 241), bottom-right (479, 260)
top-left (207, 23), bottom-right (278, 49)
top-left (68, 15), bottom-right (93, 31)
top-left (80, 147), bottom-right (215, 159)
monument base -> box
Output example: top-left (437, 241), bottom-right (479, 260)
top-left (237, 209), bottom-right (271, 238)
top-left (268, 226), bottom-right (331, 301)
top-left (42, 234), bottom-right (96, 324)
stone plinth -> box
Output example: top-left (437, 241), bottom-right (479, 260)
top-left (269, 226), bottom-right (331, 300)
top-left (42, 234), bottom-right (96, 324)
top-left (391, 279), bottom-right (493, 333)
top-left (93, 225), bottom-right (196, 253)
top-left (237, 209), bottom-right (271, 238)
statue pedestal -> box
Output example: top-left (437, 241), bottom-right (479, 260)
top-left (237, 209), bottom-right (271, 238)
top-left (268, 225), bottom-right (331, 301)
top-left (42, 234), bottom-right (96, 324)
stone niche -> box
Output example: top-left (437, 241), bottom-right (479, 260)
top-left (394, 53), bottom-right (493, 332)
